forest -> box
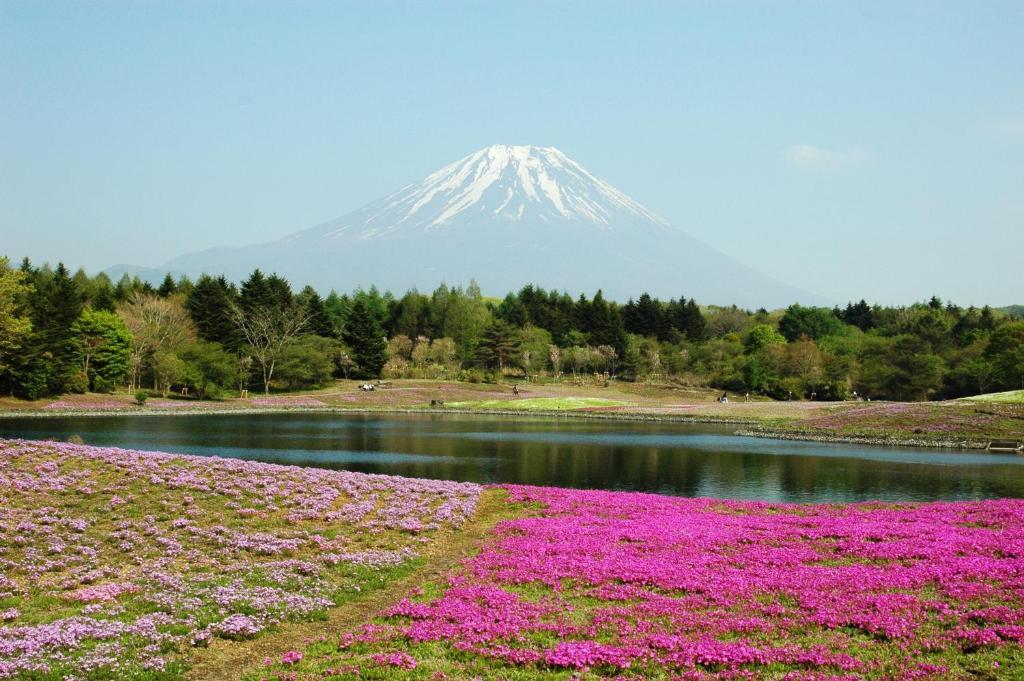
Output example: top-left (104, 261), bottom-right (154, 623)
top-left (0, 255), bottom-right (1021, 402)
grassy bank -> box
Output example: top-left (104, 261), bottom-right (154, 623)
top-left (1, 379), bottom-right (1021, 450)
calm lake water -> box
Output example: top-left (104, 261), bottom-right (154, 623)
top-left (2, 413), bottom-right (1023, 502)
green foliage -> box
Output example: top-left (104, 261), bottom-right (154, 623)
top-left (745, 324), bottom-right (787, 351)
top-left (273, 336), bottom-right (341, 390)
top-left (135, 390), bottom-right (148, 405)
top-left (1, 255), bottom-right (1019, 403)
top-left (429, 281), bottom-right (491, 362)
top-left (459, 368), bottom-right (485, 383)
top-left (778, 304), bottom-right (845, 341)
top-left (179, 340), bottom-right (236, 399)
top-left (0, 256), bottom-right (33, 376)
top-left (855, 335), bottom-right (945, 401)
top-left (342, 299), bottom-right (389, 378)
top-left (186, 275), bottom-right (240, 350)
top-left (296, 286), bottom-right (335, 338)
top-left (69, 308), bottom-right (132, 389)
top-left (518, 326), bottom-right (553, 375)
top-left (475, 320), bottom-right (521, 370)
top-left (66, 370), bottom-right (89, 394)
top-left (985, 322), bottom-right (1024, 391)
top-left (92, 375), bottom-right (115, 394)
top-left (157, 273), bottom-right (177, 297)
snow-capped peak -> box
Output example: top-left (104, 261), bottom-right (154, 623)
top-left (314, 144), bottom-right (668, 241)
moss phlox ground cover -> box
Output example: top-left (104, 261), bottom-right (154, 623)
top-left (308, 486), bottom-right (1024, 679)
top-left (0, 439), bottom-right (480, 678)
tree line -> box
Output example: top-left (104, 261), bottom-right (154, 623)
top-left (0, 255), bottom-right (1021, 402)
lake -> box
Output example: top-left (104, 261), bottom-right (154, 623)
top-left (2, 412), bottom-right (1022, 502)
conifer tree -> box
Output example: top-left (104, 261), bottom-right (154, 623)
top-left (187, 275), bottom-right (241, 350)
top-left (157, 273), bottom-right (177, 297)
top-left (44, 264), bottom-right (84, 392)
top-left (297, 286), bottom-right (335, 338)
top-left (475, 319), bottom-right (521, 370)
top-left (342, 299), bottom-right (388, 378)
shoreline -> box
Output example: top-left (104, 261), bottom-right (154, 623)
top-left (735, 428), bottom-right (991, 451)
top-left (0, 404), bottom-right (758, 425)
top-left (0, 403), bottom-right (1012, 453)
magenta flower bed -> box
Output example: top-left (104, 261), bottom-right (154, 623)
top-left (356, 486), bottom-right (1024, 678)
top-left (145, 399), bottom-right (213, 409)
top-left (43, 398), bottom-right (127, 410)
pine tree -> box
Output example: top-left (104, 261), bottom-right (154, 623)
top-left (158, 273), bottom-right (177, 297)
top-left (475, 320), bottom-right (521, 370)
top-left (342, 299), bottom-right (388, 378)
top-left (297, 286), bottom-right (335, 337)
top-left (239, 269), bottom-right (271, 313)
top-left (41, 264), bottom-right (84, 393)
top-left (681, 299), bottom-right (707, 341)
top-left (113, 274), bottom-right (133, 302)
top-left (187, 275), bottom-right (241, 350)
top-left (583, 291), bottom-right (627, 355)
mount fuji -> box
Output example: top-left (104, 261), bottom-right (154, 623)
top-left (112, 145), bottom-right (824, 307)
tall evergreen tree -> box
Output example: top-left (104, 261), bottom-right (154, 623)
top-left (679, 298), bottom-right (707, 341)
top-left (475, 320), bottom-right (521, 370)
top-left (297, 286), bottom-right (335, 338)
top-left (239, 269), bottom-right (273, 313)
top-left (39, 263), bottom-right (83, 392)
top-left (157, 273), bottom-right (177, 297)
top-left (324, 292), bottom-right (351, 336)
top-left (187, 275), bottom-right (241, 350)
top-left (342, 299), bottom-right (388, 378)
top-left (587, 291), bottom-right (627, 354)
top-left (624, 293), bottom-right (667, 338)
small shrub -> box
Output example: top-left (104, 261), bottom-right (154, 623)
top-left (92, 375), bottom-right (115, 394)
top-left (135, 391), bottom-right (148, 406)
top-left (67, 434), bottom-right (84, 445)
top-left (460, 369), bottom-right (485, 384)
top-left (67, 371), bottom-right (89, 394)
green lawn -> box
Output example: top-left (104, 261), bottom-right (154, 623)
top-left (444, 396), bottom-right (631, 411)
top-left (960, 390), bottom-right (1024, 404)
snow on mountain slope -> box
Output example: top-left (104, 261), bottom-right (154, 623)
top-left (289, 145), bottom-right (668, 244)
top-left (140, 145), bottom-right (827, 307)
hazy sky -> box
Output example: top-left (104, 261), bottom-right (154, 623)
top-left (1, 1), bottom-right (1021, 305)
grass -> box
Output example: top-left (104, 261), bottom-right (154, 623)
top-left (444, 396), bottom-right (631, 411)
top-left (765, 401), bottom-right (1024, 445)
top-left (960, 390), bottom-right (1024, 404)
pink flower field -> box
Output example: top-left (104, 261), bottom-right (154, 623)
top-left (2, 438), bottom-right (1024, 680)
top-left (275, 488), bottom-right (1024, 679)
top-left (0, 439), bottom-right (480, 679)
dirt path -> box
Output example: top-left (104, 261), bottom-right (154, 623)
top-left (184, 489), bottom-right (511, 681)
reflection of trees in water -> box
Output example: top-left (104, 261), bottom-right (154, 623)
top-left (2, 413), bottom-right (1023, 502)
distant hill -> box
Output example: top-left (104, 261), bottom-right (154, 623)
top-left (105, 145), bottom-right (828, 308)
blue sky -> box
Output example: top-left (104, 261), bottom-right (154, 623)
top-left (1, 1), bottom-right (1021, 305)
